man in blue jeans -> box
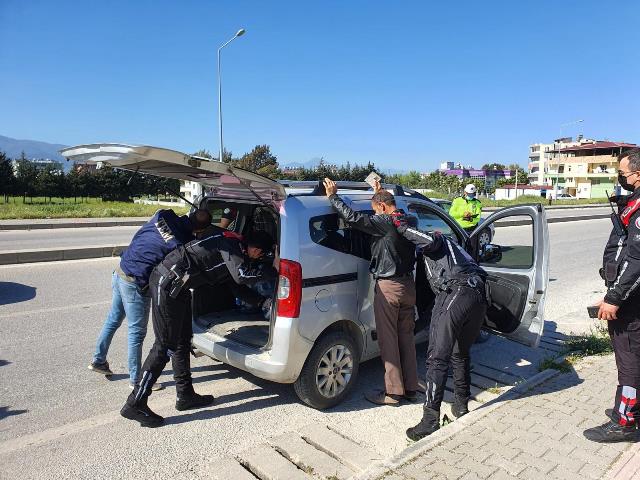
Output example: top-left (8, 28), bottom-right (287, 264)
top-left (88, 208), bottom-right (212, 390)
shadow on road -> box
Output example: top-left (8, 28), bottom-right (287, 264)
top-left (0, 359), bottom-right (11, 367)
top-left (0, 405), bottom-right (28, 420)
top-left (0, 282), bottom-right (37, 306)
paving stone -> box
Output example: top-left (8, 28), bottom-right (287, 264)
top-left (458, 473), bottom-right (485, 480)
top-left (515, 466), bottom-right (544, 480)
top-left (511, 451), bottom-right (557, 475)
top-left (483, 454), bottom-right (526, 476)
top-left (422, 460), bottom-right (469, 480)
top-left (237, 444), bottom-right (311, 480)
top-left (578, 461), bottom-right (608, 480)
top-left (486, 471), bottom-right (518, 480)
top-left (454, 458), bottom-right (497, 479)
top-left (547, 464), bottom-right (584, 480)
top-left (270, 433), bottom-right (354, 480)
top-left (299, 424), bottom-right (380, 472)
top-left (199, 457), bottom-right (258, 480)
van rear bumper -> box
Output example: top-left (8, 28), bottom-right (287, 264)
top-left (191, 316), bottom-right (314, 384)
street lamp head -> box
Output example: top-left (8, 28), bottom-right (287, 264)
top-left (236, 29), bottom-right (246, 37)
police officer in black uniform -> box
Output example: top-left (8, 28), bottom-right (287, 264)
top-left (584, 148), bottom-right (640, 443)
top-left (393, 219), bottom-right (488, 441)
top-left (120, 229), bottom-right (276, 427)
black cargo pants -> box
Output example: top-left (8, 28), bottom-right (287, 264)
top-left (127, 269), bottom-right (194, 407)
top-left (608, 306), bottom-right (640, 427)
top-left (425, 283), bottom-right (487, 411)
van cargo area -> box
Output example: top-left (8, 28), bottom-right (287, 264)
top-left (192, 200), bottom-right (279, 350)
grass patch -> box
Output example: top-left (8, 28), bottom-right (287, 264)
top-left (482, 195), bottom-right (608, 208)
top-left (565, 323), bottom-right (613, 357)
top-left (0, 197), bottom-right (188, 219)
top-left (538, 324), bottom-right (612, 373)
top-left (538, 357), bottom-right (572, 373)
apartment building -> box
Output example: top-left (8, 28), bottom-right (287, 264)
top-left (527, 143), bottom-right (554, 186)
top-left (550, 139), bottom-right (637, 198)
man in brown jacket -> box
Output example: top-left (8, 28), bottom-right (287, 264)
top-left (324, 178), bottom-right (418, 405)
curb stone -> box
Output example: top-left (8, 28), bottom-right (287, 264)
top-left (0, 245), bottom-right (127, 265)
top-left (351, 368), bottom-right (561, 480)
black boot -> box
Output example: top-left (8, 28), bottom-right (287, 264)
top-left (452, 396), bottom-right (469, 418)
top-left (120, 402), bottom-right (164, 428)
top-left (583, 420), bottom-right (638, 443)
top-left (175, 390), bottom-right (215, 411)
top-left (406, 407), bottom-right (440, 441)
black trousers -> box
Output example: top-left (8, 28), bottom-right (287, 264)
top-left (608, 307), bottom-right (640, 426)
top-left (127, 269), bottom-right (193, 407)
top-left (425, 284), bottom-right (487, 411)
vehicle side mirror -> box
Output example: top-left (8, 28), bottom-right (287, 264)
top-left (479, 243), bottom-right (502, 264)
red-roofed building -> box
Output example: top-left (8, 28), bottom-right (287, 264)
top-left (528, 137), bottom-right (637, 198)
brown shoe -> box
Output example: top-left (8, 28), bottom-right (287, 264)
top-left (365, 390), bottom-right (401, 406)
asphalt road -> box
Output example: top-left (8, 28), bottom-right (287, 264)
top-left (0, 207), bottom-right (610, 252)
top-left (0, 226), bottom-right (139, 251)
top-left (0, 220), bottom-right (609, 479)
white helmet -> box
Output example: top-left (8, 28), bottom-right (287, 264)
top-left (464, 184), bottom-right (477, 194)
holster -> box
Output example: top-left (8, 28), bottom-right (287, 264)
top-left (604, 262), bottom-right (619, 284)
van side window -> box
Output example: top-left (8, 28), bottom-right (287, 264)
top-left (309, 214), bottom-right (372, 260)
top-left (407, 203), bottom-right (461, 244)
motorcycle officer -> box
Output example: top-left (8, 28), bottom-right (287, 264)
top-left (120, 229), bottom-right (276, 427)
top-left (584, 148), bottom-right (640, 443)
top-left (393, 217), bottom-right (488, 441)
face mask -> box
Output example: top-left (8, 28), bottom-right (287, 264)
top-left (618, 172), bottom-right (635, 191)
top-left (466, 194), bottom-right (476, 200)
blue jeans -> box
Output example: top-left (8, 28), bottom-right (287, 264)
top-left (93, 272), bottom-right (151, 385)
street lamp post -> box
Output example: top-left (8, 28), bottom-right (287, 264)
top-left (217, 28), bottom-right (245, 163)
top-left (554, 119), bottom-right (584, 199)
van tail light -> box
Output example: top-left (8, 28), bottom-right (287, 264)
top-left (277, 259), bottom-right (302, 318)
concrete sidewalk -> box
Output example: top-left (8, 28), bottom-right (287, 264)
top-left (357, 354), bottom-right (637, 480)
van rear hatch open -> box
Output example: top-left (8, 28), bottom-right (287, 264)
top-left (60, 143), bottom-right (286, 208)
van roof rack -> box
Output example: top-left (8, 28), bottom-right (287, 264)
top-left (277, 180), bottom-right (434, 203)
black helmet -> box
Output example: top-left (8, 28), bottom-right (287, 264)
top-left (245, 230), bottom-right (274, 253)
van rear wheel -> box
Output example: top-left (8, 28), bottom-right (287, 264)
top-left (294, 331), bottom-right (359, 409)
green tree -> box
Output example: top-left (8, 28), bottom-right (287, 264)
top-left (0, 152), bottom-right (16, 202)
top-left (481, 163), bottom-right (507, 171)
top-left (36, 165), bottom-right (64, 202)
top-left (15, 153), bottom-right (39, 202)
top-left (236, 145), bottom-right (280, 178)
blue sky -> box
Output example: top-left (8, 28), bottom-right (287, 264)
top-left (1, 0), bottom-right (638, 172)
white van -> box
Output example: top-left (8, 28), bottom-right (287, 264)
top-left (62, 144), bottom-right (550, 409)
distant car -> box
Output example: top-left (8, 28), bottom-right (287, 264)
top-left (430, 199), bottom-right (495, 249)
top-left (556, 193), bottom-right (577, 200)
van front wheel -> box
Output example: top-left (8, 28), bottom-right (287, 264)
top-left (294, 331), bottom-right (359, 409)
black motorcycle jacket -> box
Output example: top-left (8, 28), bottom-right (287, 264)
top-left (397, 225), bottom-right (486, 293)
top-left (602, 188), bottom-right (640, 307)
top-left (155, 230), bottom-right (274, 306)
top-left (328, 194), bottom-right (415, 279)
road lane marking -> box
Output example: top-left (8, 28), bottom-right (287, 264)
top-left (0, 301), bottom-right (111, 319)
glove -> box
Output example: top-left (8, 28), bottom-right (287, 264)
top-left (261, 297), bottom-right (273, 317)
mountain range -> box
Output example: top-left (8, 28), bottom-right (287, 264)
top-left (0, 135), bottom-right (408, 175)
top-left (0, 135), bottom-right (72, 171)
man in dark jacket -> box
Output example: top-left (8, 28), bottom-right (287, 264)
top-left (88, 208), bottom-right (212, 390)
top-left (584, 148), bottom-right (640, 443)
top-left (394, 221), bottom-right (487, 441)
top-left (120, 230), bottom-right (276, 427)
top-left (323, 178), bottom-right (418, 406)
